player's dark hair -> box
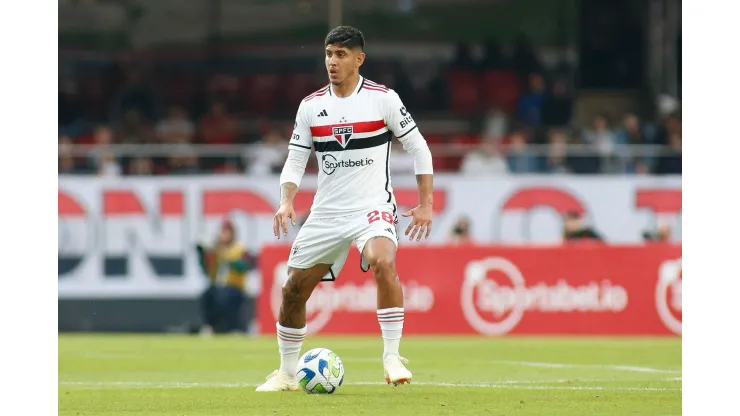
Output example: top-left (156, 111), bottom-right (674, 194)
top-left (325, 26), bottom-right (365, 50)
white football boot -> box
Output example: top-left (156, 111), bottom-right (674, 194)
top-left (383, 355), bottom-right (412, 386)
top-left (255, 369), bottom-right (300, 392)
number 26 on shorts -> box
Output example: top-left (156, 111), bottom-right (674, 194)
top-left (367, 210), bottom-right (393, 225)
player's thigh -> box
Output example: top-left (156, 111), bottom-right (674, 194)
top-left (350, 209), bottom-right (399, 272)
top-left (288, 216), bottom-right (352, 281)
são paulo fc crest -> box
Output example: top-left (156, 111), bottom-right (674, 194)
top-left (332, 126), bottom-right (353, 147)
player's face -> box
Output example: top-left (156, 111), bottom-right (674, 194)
top-left (325, 44), bottom-right (364, 85)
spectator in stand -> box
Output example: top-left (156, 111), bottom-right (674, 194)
top-left (460, 139), bottom-right (509, 175)
top-left (128, 157), bottom-right (154, 176)
top-left (219, 161), bottom-right (242, 174)
top-left (545, 129), bottom-right (571, 173)
top-left (562, 211), bottom-right (603, 242)
top-left (618, 112), bottom-right (655, 145)
top-left (516, 73), bottom-right (546, 127)
top-left (59, 137), bottom-right (81, 174)
top-left (643, 220), bottom-right (673, 243)
top-left (116, 108), bottom-right (154, 144)
top-left (87, 126), bottom-right (121, 176)
top-left (168, 144), bottom-right (200, 175)
top-left (655, 134), bottom-right (682, 175)
top-left (506, 130), bottom-right (538, 173)
top-left (110, 68), bottom-right (162, 123)
top-left (653, 112), bottom-right (681, 175)
top-left (654, 111), bottom-right (682, 147)
top-left (541, 79), bottom-right (573, 128)
top-left (97, 152), bottom-right (122, 177)
top-left (196, 219), bottom-right (258, 335)
top-left (199, 101), bottom-right (238, 144)
top-left (448, 216), bottom-right (473, 245)
top-left (616, 112), bottom-right (656, 174)
top-left (246, 128), bottom-right (287, 175)
top-left (156, 106), bottom-right (195, 143)
top-left (582, 113), bottom-right (619, 173)
top-left (481, 105), bottom-right (509, 142)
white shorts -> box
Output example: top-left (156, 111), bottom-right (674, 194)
top-left (287, 208), bottom-right (399, 281)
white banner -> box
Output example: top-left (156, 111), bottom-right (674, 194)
top-left (58, 174), bottom-right (681, 298)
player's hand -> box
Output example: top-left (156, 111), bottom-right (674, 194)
top-left (401, 204), bottom-right (433, 241)
top-left (273, 203), bottom-right (297, 239)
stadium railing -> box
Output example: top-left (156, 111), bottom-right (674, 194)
top-left (61, 143), bottom-right (678, 174)
top-left (62, 143), bottom-right (674, 157)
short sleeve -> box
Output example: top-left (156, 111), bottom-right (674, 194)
top-left (289, 101), bottom-right (313, 152)
top-left (383, 89), bottom-right (418, 139)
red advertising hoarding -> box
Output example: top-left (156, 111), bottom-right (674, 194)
top-left (258, 245), bottom-right (681, 336)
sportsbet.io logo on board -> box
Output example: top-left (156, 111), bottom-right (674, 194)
top-left (655, 258), bottom-right (682, 335)
top-left (461, 257), bottom-right (629, 335)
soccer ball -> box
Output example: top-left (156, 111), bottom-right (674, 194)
top-left (296, 348), bottom-right (345, 394)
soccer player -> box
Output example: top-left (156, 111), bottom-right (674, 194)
top-left (256, 26), bottom-right (434, 392)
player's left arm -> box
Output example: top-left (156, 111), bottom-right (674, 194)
top-left (383, 90), bottom-right (434, 241)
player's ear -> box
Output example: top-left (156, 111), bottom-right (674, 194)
top-left (355, 51), bottom-right (366, 68)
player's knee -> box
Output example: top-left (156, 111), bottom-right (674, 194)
top-left (282, 272), bottom-right (307, 304)
top-left (369, 256), bottom-right (396, 280)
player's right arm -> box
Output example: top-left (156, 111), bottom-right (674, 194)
top-left (274, 100), bottom-right (313, 239)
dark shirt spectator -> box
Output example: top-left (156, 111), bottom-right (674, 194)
top-left (616, 113), bottom-right (657, 173)
top-left (110, 69), bottom-right (162, 123)
top-left (654, 135), bottom-right (682, 175)
top-left (516, 73), bottom-right (546, 127)
top-left (541, 80), bottom-right (573, 127)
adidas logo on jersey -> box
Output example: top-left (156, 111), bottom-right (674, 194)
top-left (318, 109), bottom-right (328, 117)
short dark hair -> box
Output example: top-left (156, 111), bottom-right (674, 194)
top-left (325, 26), bottom-right (365, 50)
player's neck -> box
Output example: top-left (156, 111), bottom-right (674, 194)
top-left (331, 73), bottom-right (361, 98)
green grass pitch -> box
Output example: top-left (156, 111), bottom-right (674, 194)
top-left (59, 334), bottom-right (681, 415)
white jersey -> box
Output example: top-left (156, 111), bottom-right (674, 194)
top-left (289, 76), bottom-right (419, 218)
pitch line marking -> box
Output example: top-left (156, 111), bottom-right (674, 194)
top-left (58, 380), bottom-right (680, 392)
top-left (491, 360), bottom-right (682, 374)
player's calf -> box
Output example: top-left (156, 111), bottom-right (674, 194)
top-left (363, 236), bottom-right (407, 372)
top-left (272, 266), bottom-right (327, 381)
top-left (279, 267), bottom-right (324, 327)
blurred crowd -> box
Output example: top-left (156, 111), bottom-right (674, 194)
top-left (59, 40), bottom-right (682, 176)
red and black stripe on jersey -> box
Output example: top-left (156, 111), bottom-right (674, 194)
top-left (303, 85), bottom-right (330, 102)
top-left (310, 120), bottom-right (391, 152)
top-left (312, 131), bottom-right (391, 152)
top-left (360, 79), bottom-right (388, 93)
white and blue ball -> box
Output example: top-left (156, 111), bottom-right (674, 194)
top-left (296, 348), bottom-right (345, 394)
